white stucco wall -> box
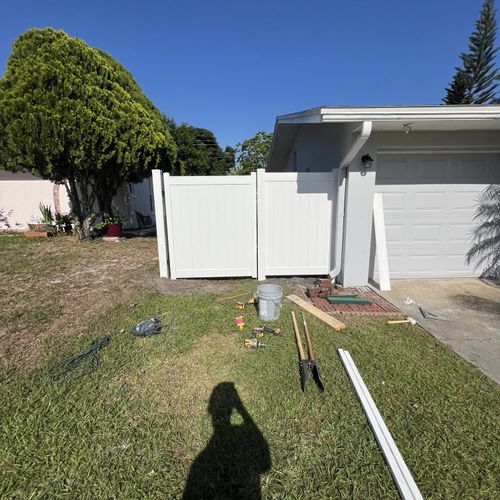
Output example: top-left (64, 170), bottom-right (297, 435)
top-left (0, 171), bottom-right (71, 230)
top-left (281, 123), bottom-right (350, 172)
top-left (0, 171), bottom-right (155, 231)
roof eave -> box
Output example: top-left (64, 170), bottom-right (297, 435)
top-left (276, 105), bottom-right (500, 125)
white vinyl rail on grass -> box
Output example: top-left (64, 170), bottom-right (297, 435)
top-left (338, 349), bottom-right (424, 500)
top-left (152, 169), bottom-right (338, 280)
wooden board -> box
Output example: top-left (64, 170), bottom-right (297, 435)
top-left (286, 294), bottom-right (345, 331)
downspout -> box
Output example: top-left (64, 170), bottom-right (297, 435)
top-left (329, 120), bottom-right (373, 279)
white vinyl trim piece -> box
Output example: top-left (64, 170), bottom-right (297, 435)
top-left (372, 193), bottom-right (391, 291)
top-left (256, 169), bottom-right (266, 281)
top-left (338, 349), bottom-right (424, 500)
top-left (151, 170), bottom-right (169, 278)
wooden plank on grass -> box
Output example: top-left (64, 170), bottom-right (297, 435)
top-left (286, 294), bottom-right (345, 331)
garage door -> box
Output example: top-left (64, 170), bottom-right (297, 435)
top-left (375, 153), bottom-right (500, 278)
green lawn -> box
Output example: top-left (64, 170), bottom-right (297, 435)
top-left (1, 235), bottom-right (499, 499)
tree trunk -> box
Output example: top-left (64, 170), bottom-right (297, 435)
top-left (95, 171), bottom-right (121, 215)
top-left (65, 174), bottom-right (96, 240)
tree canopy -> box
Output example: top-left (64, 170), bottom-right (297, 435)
top-left (0, 28), bottom-right (176, 236)
top-left (233, 131), bottom-right (273, 175)
top-left (170, 124), bottom-right (234, 176)
top-left (443, 0), bottom-right (499, 104)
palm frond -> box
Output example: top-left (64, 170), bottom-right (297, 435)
top-left (466, 183), bottom-right (500, 277)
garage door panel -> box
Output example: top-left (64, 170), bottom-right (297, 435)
top-left (384, 223), bottom-right (406, 243)
top-left (414, 191), bottom-right (447, 211)
top-left (374, 152), bottom-right (500, 279)
top-left (450, 190), bottom-right (482, 211)
top-left (448, 223), bottom-right (473, 243)
top-left (412, 223), bottom-right (441, 242)
top-left (382, 192), bottom-right (408, 212)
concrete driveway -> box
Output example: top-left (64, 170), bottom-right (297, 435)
top-left (380, 279), bottom-right (500, 384)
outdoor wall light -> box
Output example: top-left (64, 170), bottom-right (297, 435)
top-left (361, 154), bottom-right (374, 169)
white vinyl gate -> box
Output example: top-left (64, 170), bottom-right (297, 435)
top-left (152, 169), bottom-right (338, 279)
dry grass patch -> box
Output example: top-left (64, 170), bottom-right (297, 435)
top-left (0, 235), bottom-right (158, 368)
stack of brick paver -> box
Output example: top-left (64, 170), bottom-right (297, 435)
top-left (306, 282), bottom-right (400, 315)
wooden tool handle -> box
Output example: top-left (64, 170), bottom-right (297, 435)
top-left (291, 311), bottom-right (305, 360)
top-left (302, 314), bottom-right (315, 360)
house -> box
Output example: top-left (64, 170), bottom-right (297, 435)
top-left (267, 105), bottom-right (500, 287)
top-left (0, 171), bottom-right (156, 231)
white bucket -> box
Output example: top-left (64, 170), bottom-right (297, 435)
top-left (256, 284), bottom-right (283, 321)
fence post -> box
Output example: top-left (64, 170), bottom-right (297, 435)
top-left (257, 168), bottom-right (266, 281)
top-left (152, 169), bottom-right (170, 278)
top-left (163, 173), bottom-right (177, 279)
top-left (250, 172), bottom-right (258, 278)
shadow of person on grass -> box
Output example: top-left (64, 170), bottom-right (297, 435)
top-left (183, 382), bottom-right (271, 500)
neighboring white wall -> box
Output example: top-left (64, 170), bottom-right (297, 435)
top-left (340, 129), bottom-right (500, 286)
top-left (0, 171), bottom-right (155, 231)
top-left (129, 178), bottom-right (156, 225)
top-left (0, 171), bottom-right (70, 230)
top-left (113, 183), bottom-right (134, 229)
top-left (107, 177), bottom-right (155, 229)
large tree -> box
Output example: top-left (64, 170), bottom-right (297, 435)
top-left (233, 131), bottom-right (273, 175)
top-left (170, 124), bottom-right (234, 175)
top-left (0, 28), bottom-right (176, 237)
top-left (443, 70), bottom-right (473, 104)
top-left (443, 0), bottom-right (499, 104)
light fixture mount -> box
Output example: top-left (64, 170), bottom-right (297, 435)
top-left (361, 154), bottom-right (374, 169)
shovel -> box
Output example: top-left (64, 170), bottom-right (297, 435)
top-left (291, 311), bottom-right (325, 392)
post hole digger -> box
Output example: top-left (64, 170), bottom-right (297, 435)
top-left (291, 311), bottom-right (324, 392)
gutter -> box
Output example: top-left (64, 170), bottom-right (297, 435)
top-left (329, 120), bottom-right (372, 280)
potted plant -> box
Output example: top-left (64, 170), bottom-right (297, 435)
top-left (95, 209), bottom-right (125, 237)
top-left (55, 212), bottom-right (74, 235)
top-left (25, 204), bottom-right (57, 238)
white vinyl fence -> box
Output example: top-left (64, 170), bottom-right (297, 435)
top-left (152, 169), bottom-right (338, 280)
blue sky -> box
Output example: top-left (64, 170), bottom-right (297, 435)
top-left (1, 0), bottom-right (497, 147)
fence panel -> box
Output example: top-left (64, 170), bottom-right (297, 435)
top-left (152, 170), bottom-right (337, 279)
top-left (163, 173), bottom-right (257, 279)
top-left (259, 171), bottom-right (337, 276)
